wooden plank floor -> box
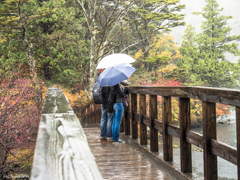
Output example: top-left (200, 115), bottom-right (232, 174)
top-left (83, 127), bottom-right (175, 180)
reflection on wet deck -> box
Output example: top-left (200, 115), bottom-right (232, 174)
top-left (84, 127), bottom-right (174, 180)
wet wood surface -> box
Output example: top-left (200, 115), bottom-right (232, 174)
top-left (31, 88), bottom-right (103, 180)
top-left (83, 127), bottom-right (175, 180)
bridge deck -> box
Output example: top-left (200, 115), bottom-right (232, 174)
top-left (83, 126), bottom-right (174, 180)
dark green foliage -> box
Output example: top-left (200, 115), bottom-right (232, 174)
top-left (169, 0), bottom-right (240, 88)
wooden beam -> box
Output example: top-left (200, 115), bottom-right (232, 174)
top-left (179, 98), bottom-right (192, 173)
top-left (154, 119), bottom-right (162, 132)
top-left (162, 96), bottom-right (172, 161)
top-left (125, 106), bottom-right (130, 135)
top-left (129, 86), bottom-right (240, 107)
top-left (149, 95), bottom-right (158, 152)
top-left (142, 115), bottom-right (150, 127)
top-left (139, 94), bottom-right (147, 145)
top-left (131, 93), bottom-right (138, 139)
top-left (211, 139), bottom-right (237, 165)
top-left (202, 101), bottom-right (217, 180)
top-left (31, 88), bottom-right (103, 180)
top-left (167, 124), bottom-right (180, 138)
top-left (186, 130), bottom-right (203, 148)
top-left (236, 107), bottom-right (240, 179)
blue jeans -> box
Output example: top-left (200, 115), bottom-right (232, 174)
top-left (112, 103), bottom-right (124, 141)
top-left (100, 105), bottom-right (114, 140)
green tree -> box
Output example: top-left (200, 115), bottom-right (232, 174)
top-left (172, 0), bottom-right (240, 87)
top-left (127, 0), bottom-right (185, 68)
top-left (0, 0), bottom-right (88, 89)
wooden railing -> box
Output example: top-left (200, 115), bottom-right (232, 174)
top-left (81, 86), bottom-right (240, 180)
top-left (31, 88), bottom-right (103, 180)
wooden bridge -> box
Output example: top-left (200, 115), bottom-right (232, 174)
top-left (31, 86), bottom-right (240, 180)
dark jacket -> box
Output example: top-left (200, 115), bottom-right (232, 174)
top-left (107, 83), bottom-right (125, 113)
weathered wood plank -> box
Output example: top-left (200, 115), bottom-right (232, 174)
top-left (41, 88), bottom-right (73, 114)
top-left (149, 95), bottom-right (158, 152)
top-left (154, 119), bottom-right (162, 132)
top-left (125, 106), bottom-right (130, 135)
top-left (210, 139), bottom-right (237, 165)
top-left (129, 86), bottom-right (240, 107)
top-left (236, 106), bottom-right (240, 179)
top-left (120, 115), bottom-right (125, 132)
top-left (179, 98), bottom-right (192, 173)
top-left (167, 124), bottom-right (180, 138)
top-left (185, 130), bottom-right (203, 148)
top-left (162, 96), bottom-right (173, 161)
top-left (143, 115), bottom-right (150, 127)
top-left (202, 101), bottom-right (217, 180)
top-left (84, 127), bottom-right (176, 180)
top-left (31, 88), bottom-right (103, 180)
top-left (139, 94), bottom-right (147, 145)
top-left (131, 93), bottom-right (138, 139)
top-left (130, 86), bottom-right (188, 98)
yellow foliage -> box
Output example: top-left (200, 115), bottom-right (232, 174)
top-left (157, 64), bottom-right (177, 75)
top-left (8, 148), bottom-right (33, 163)
top-left (134, 49), bottom-right (143, 60)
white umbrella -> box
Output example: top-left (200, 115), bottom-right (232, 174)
top-left (96, 53), bottom-right (136, 69)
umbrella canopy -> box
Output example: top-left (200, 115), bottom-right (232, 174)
top-left (96, 53), bottom-right (136, 69)
top-left (97, 63), bottom-right (135, 87)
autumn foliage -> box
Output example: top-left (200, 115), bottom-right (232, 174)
top-left (0, 73), bottom-right (44, 178)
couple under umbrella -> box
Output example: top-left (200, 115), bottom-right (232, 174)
top-left (96, 53), bottom-right (135, 143)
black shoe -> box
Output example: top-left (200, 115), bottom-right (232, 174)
top-left (113, 140), bottom-right (125, 143)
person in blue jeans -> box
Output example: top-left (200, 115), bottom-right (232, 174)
top-left (107, 83), bottom-right (129, 143)
top-left (100, 105), bottom-right (114, 141)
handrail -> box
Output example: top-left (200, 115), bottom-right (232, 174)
top-left (31, 88), bottom-right (103, 180)
top-left (81, 85), bottom-right (240, 180)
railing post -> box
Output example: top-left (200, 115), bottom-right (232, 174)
top-left (140, 94), bottom-right (147, 145)
top-left (87, 105), bottom-right (90, 125)
top-left (202, 101), bottom-right (217, 180)
top-left (89, 104), bottom-right (92, 124)
top-left (179, 98), bottom-right (192, 173)
top-left (93, 104), bottom-right (95, 124)
top-left (125, 105), bottom-right (130, 135)
top-left (82, 108), bottom-right (85, 125)
top-left (236, 107), bottom-right (240, 180)
top-left (162, 96), bottom-right (173, 161)
top-left (131, 93), bottom-right (138, 139)
top-left (149, 95), bottom-right (158, 152)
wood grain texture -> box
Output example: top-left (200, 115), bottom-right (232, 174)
top-left (210, 139), bottom-right (237, 165)
top-left (202, 101), bottom-right (217, 180)
top-left (236, 106), bottom-right (240, 180)
top-left (131, 93), bottom-right (138, 139)
top-left (149, 95), bottom-right (158, 152)
top-left (139, 94), bottom-right (147, 145)
top-left (185, 130), bottom-right (203, 148)
top-left (84, 127), bottom-right (174, 180)
top-left (124, 106), bottom-right (130, 135)
top-left (129, 86), bottom-right (240, 106)
top-left (179, 98), bottom-right (192, 173)
top-left (162, 96), bottom-right (173, 161)
top-left (31, 88), bottom-right (103, 180)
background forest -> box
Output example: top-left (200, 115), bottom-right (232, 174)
top-left (0, 0), bottom-right (240, 177)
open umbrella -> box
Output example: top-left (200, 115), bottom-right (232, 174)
top-left (97, 63), bottom-right (135, 87)
top-left (96, 53), bottom-right (136, 69)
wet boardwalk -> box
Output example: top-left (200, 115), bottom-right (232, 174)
top-left (83, 127), bottom-right (175, 180)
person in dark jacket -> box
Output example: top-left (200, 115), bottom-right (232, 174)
top-left (98, 69), bottom-right (114, 142)
top-left (107, 83), bottom-right (129, 143)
